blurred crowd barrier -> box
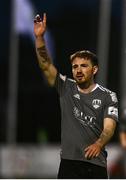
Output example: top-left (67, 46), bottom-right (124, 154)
top-left (107, 143), bottom-right (126, 178)
top-left (0, 144), bottom-right (60, 178)
top-left (0, 143), bottom-right (125, 178)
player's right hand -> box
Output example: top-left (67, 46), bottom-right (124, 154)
top-left (34, 13), bottom-right (46, 37)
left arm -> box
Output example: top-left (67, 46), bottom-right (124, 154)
top-left (84, 118), bottom-right (116, 159)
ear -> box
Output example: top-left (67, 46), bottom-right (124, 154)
top-left (93, 65), bottom-right (98, 75)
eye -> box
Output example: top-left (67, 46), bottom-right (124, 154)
top-left (80, 64), bottom-right (88, 67)
top-left (72, 64), bottom-right (78, 69)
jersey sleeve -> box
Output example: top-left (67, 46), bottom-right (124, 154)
top-left (104, 92), bottom-right (118, 122)
top-left (54, 72), bottom-right (67, 95)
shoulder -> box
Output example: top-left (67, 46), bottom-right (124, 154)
top-left (97, 84), bottom-right (118, 103)
top-left (59, 74), bottom-right (75, 83)
top-left (67, 78), bottom-right (76, 83)
top-left (57, 73), bottom-right (76, 90)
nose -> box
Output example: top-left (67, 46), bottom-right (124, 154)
top-left (77, 66), bottom-right (82, 73)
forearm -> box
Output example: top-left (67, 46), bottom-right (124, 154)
top-left (35, 36), bottom-right (51, 71)
top-left (35, 36), bottom-right (57, 86)
top-left (34, 14), bottom-right (57, 86)
top-left (96, 126), bottom-right (115, 148)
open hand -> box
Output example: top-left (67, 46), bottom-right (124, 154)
top-left (84, 143), bottom-right (102, 159)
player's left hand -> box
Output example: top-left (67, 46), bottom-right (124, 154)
top-left (84, 143), bottom-right (102, 159)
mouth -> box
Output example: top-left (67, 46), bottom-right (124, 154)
top-left (76, 75), bottom-right (84, 80)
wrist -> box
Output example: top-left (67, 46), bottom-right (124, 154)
top-left (35, 35), bottom-right (44, 41)
top-left (35, 35), bottom-right (45, 47)
top-left (95, 140), bottom-right (104, 149)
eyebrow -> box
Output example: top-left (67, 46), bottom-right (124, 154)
top-left (72, 63), bottom-right (88, 67)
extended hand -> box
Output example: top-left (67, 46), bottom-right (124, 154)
top-left (34, 13), bottom-right (46, 37)
top-left (84, 143), bottom-right (102, 159)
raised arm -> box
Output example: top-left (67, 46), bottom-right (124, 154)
top-left (84, 118), bottom-right (116, 159)
top-left (34, 13), bottom-right (57, 86)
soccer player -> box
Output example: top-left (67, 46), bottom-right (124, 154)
top-left (34, 13), bottom-right (118, 179)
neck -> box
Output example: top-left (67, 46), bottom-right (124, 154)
top-left (77, 81), bottom-right (96, 94)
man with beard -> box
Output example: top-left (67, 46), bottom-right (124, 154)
top-left (34, 13), bottom-right (118, 179)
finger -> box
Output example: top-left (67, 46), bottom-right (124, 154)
top-left (90, 149), bottom-right (100, 158)
top-left (42, 14), bottom-right (46, 28)
top-left (95, 152), bottom-right (100, 157)
top-left (95, 154), bottom-right (99, 157)
top-left (34, 14), bottom-right (42, 23)
top-left (34, 19), bottom-right (37, 23)
top-left (43, 13), bottom-right (47, 23)
top-left (36, 14), bottom-right (42, 22)
top-left (85, 146), bottom-right (98, 158)
top-left (85, 152), bottom-right (92, 159)
top-left (84, 146), bottom-right (90, 152)
top-left (85, 152), bottom-right (91, 159)
top-left (85, 148), bottom-right (92, 158)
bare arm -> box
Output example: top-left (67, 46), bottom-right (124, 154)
top-left (120, 132), bottom-right (126, 149)
top-left (34, 14), bottom-right (57, 86)
top-left (96, 118), bottom-right (116, 147)
top-left (84, 118), bottom-right (116, 159)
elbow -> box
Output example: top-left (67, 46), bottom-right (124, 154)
top-left (47, 78), bottom-right (55, 87)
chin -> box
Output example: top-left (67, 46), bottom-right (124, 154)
top-left (76, 80), bottom-right (85, 85)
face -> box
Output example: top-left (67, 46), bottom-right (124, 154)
top-left (72, 57), bottom-right (98, 85)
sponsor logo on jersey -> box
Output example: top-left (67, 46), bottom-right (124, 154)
top-left (92, 99), bottom-right (101, 109)
top-left (108, 106), bottom-right (118, 117)
top-left (73, 106), bottom-right (96, 127)
top-left (73, 94), bottom-right (80, 100)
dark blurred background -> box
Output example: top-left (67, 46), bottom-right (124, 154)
top-left (0, 0), bottom-right (126, 178)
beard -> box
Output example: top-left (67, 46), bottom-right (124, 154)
top-left (75, 75), bottom-right (86, 84)
top-left (74, 75), bottom-right (94, 89)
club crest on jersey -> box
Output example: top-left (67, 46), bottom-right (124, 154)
top-left (73, 94), bottom-right (80, 100)
top-left (92, 99), bottom-right (101, 109)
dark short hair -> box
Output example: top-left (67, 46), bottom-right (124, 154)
top-left (70, 50), bottom-right (98, 66)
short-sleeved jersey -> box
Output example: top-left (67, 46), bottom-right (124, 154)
top-left (55, 73), bottom-right (118, 167)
